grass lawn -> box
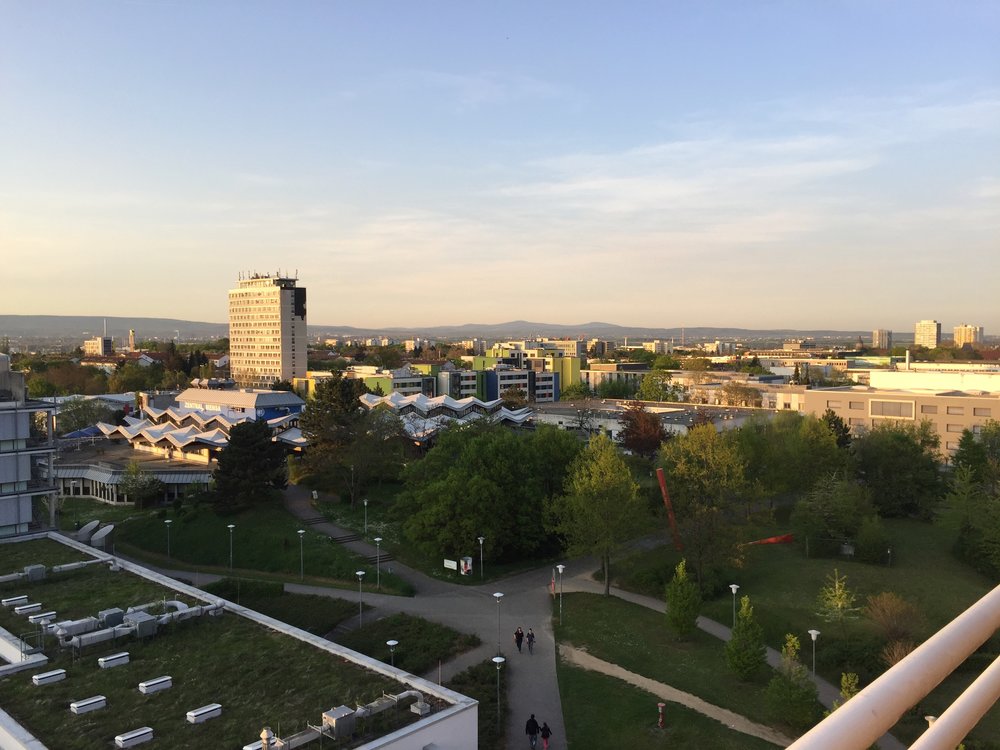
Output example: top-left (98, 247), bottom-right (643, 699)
top-left (556, 592), bottom-right (805, 735)
top-left (200, 578), bottom-right (360, 635)
top-left (0, 546), bottom-right (420, 750)
top-left (610, 518), bottom-right (1000, 746)
top-left (62, 498), bottom-right (411, 595)
top-left (558, 661), bottom-right (781, 749)
top-left (446, 659), bottom-right (506, 750)
top-left (0, 537), bottom-right (90, 570)
top-left (337, 613), bottom-right (480, 676)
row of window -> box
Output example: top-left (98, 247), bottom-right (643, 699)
top-left (827, 399), bottom-right (992, 419)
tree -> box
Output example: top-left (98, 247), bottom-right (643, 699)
top-left (720, 382), bottom-right (762, 407)
top-left (659, 425), bottom-right (749, 589)
top-left (664, 560), bottom-right (701, 639)
top-left (500, 386), bottom-right (528, 410)
top-left (765, 634), bottom-right (821, 730)
top-left (336, 407), bottom-right (406, 505)
top-left (595, 379), bottom-right (633, 399)
top-left (118, 460), bottom-right (165, 509)
top-left (821, 409), bottom-right (852, 449)
top-left (399, 423), bottom-right (569, 563)
top-left (559, 382), bottom-right (593, 401)
top-left (790, 476), bottom-right (876, 557)
top-left (617, 401), bottom-right (668, 458)
top-left (299, 373), bottom-right (371, 486)
top-left (636, 371), bottom-right (679, 402)
top-left (816, 568), bottom-right (860, 636)
top-left (213, 420), bottom-right (288, 513)
top-left (57, 397), bottom-right (116, 434)
top-left (270, 379), bottom-right (294, 392)
top-left (653, 354), bottom-right (681, 370)
top-left (726, 595), bottom-right (766, 680)
top-left (551, 434), bottom-right (643, 596)
top-left (851, 421), bottom-right (943, 518)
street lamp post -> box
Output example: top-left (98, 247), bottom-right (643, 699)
top-left (478, 536), bottom-right (485, 579)
top-left (297, 529), bottom-right (305, 581)
top-left (227, 524), bottom-right (235, 571)
top-left (164, 519), bottom-right (172, 560)
top-left (356, 570), bottom-right (366, 626)
top-left (363, 498), bottom-right (368, 537)
top-left (729, 584), bottom-right (740, 628)
top-left (374, 537), bottom-right (382, 590)
top-left (492, 656), bottom-right (505, 725)
top-left (808, 629), bottom-right (820, 675)
top-left (493, 592), bottom-right (504, 656)
top-left (556, 564), bottom-right (566, 625)
top-left (386, 639), bottom-right (398, 668)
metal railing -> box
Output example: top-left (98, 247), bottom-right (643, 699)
top-left (788, 583), bottom-right (1000, 750)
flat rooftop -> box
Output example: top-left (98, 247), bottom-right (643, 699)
top-left (0, 534), bottom-right (475, 750)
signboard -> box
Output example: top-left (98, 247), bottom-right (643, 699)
top-left (443, 559), bottom-right (458, 571)
top-left (460, 557), bottom-right (473, 576)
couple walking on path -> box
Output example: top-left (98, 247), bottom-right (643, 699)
top-left (525, 714), bottom-right (553, 749)
top-left (514, 626), bottom-right (536, 654)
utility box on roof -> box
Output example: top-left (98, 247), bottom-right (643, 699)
top-left (322, 706), bottom-right (355, 739)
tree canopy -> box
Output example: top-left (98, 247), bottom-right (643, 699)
top-left (550, 433), bottom-right (643, 595)
top-left (213, 420), bottom-right (288, 513)
top-left (617, 401), bottom-right (668, 458)
top-left (398, 423), bottom-right (579, 563)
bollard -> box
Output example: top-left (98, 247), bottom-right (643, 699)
top-left (657, 702), bottom-right (666, 729)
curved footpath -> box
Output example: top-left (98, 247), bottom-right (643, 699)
top-left (138, 484), bottom-right (905, 750)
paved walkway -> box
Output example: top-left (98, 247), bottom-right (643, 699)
top-left (560, 644), bottom-right (795, 746)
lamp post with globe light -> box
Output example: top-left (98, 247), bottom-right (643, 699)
top-left (492, 656), bottom-right (505, 725)
top-left (729, 583), bottom-right (740, 628)
top-left (356, 571), bottom-right (366, 626)
top-left (227, 524), bottom-right (236, 570)
top-left (374, 537), bottom-right (382, 589)
top-left (297, 529), bottom-right (305, 580)
top-left (556, 564), bottom-right (566, 625)
top-left (478, 536), bottom-right (485, 579)
top-left (493, 592), bottom-right (504, 656)
top-left (808, 629), bottom-right (820, 675)
top-left (164, 519), bottom-right (172, 560)
top-left (386, 639), bottom-right (398, 668)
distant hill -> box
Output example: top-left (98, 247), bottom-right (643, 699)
top-left (2, 314), bottom-right (879, 344)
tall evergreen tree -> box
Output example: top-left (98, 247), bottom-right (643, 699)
top-left (726, 595), bottom-right (766, 680)
top-left (213, 421), bottom-right (287, 513)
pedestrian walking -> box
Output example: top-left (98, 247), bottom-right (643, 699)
top-left (526, 627), bottom-right (536, 654)
top-left (514, 626), bottom-right (524, 653)
top-left (525, 714), bottom-right (540, 748)
top-left (540, 721), bottom-right (552, 749)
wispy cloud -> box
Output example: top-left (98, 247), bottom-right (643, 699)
top-left (394, 69), bottom-right (572, 110)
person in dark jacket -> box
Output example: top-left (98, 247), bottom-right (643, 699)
top-left (525, 714), bottom-right (540, 747)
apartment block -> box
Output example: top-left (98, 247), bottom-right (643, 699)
top-left (872, 329), bottom-right (893, 350)
top-left (954, 324), bottom-right (985, 348)
top-left (83, 336), bottom-right (113, 357)
top-left (228, 273), bottom-right (307, 388)
top-left (914, 319), bottom-right (941, 349)
top-left (0, 354), bottom-right (57, 535)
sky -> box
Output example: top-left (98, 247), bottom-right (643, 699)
top-left (2, 1), bottom-right (998, 332)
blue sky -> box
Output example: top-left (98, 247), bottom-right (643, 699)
top-left (2, 1), bottom-right (998, 332)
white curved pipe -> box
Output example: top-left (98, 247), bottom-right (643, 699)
top-left (788, 583), bottom-right (1000, 750)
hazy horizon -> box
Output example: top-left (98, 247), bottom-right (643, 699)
top-left (3, 2), bottom-right (997, 330)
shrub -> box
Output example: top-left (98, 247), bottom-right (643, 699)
top-left (855, 515), bottom-right (891, 564)
top-left (865, 592), bottom-right (921, 642)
